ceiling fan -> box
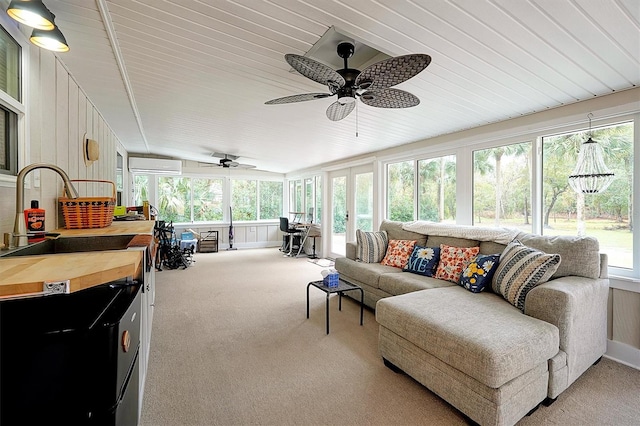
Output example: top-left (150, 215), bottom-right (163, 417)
top-left (265, 42), bottom-right (431, 121)
top-left (203, 154), bottom-right (256, 169)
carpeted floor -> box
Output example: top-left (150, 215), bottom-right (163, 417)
top-left (140, 248), bottom-right (640, 425)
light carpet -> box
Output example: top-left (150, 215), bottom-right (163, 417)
top-left (140, 248), bottom-right (640, 425)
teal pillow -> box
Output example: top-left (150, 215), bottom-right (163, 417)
top-left (403, 245), bottom-right (440, 276)
top-left (458, 254), bottom-right (500, 293)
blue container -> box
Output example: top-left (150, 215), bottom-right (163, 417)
top-left (323, 273), bottom-right (339, 288)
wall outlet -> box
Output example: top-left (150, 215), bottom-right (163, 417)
top-left (43, 280), bottom-right (70, 295)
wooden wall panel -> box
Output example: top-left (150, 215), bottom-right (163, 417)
top-left (612, 289), bottom-right (640, 349)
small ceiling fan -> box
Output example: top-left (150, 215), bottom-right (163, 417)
top-left (265, 42), bottom-right (431, 121)
top-left (203, 153), bottom-right (256, 169)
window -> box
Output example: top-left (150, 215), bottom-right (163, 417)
top-left (387, 160), bottom-right (414, 221)
top-left (542, 121), bottom-right (634, 269)
top-left (315, 176), bottom-right (322, 224)
top-left (259, 181), bottom-right (283, 220)
top-left (193, 178), bottom-right (223, 221)
top-left (418, 155), bottom-right (456, 222)
top-left (355, 172), bottom-right (373, 231)
top-left (231, 179), bottom-right (257, 221)
top-left (473, 142), bottom-right (532, 232)
top-left (0, 26), bottom-right (21, 176)
top-left (305, 178), bottom-right (313, 221)
top-left (0, 105), bottom-right (17, 175)
top-left (133, 175), bottom-right (149, 206)
top-left (158, 176), bottom-right (190, 222)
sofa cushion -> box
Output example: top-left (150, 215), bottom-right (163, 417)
top-left (381, 240), bottom-right (416, 268)
top-left (435, 245), bottom-right (480, 283)
top-left (375, 287), bottom-right (560, 388)
top-left (334, 257), bottom-right (402, 289)
top-left (516, 232), bottom-right (599, 279)
top-left (492, 240), bottom-right (561, 311)
top-left (458, 254), bottom-right (500, 293)
top-left (380, 220), bottom-right (427, 246)
top-left (403, 245), bottom-right (440, 276)
top-left (356, 229), bottom-right (388, 263)
top-left (426, 235), bottom-right (479, 249)
top-left (378, 272), bottom-right (453, 296)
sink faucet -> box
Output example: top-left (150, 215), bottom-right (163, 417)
top-left (13, 163), bottom-right (79, 247)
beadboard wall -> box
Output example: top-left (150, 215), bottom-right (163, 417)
top-left (0, 43), bottom-right (125, 234)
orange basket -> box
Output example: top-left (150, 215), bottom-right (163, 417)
top-left (58, 179), bottom-right (116, 229)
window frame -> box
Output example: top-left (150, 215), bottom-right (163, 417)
top-left (0, 16), bottom-right (29, 186)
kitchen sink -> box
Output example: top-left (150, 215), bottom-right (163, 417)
top-left (0, 235), bottom-right (137, 257)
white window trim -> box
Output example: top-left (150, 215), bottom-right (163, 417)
top-left (0, 14), bottom-right (29, 187)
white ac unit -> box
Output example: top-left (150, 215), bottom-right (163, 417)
top-left (129, 157), bottom-right (182, 175)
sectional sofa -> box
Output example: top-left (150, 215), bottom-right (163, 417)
top-left (334, 220), bottom-right (609, 426)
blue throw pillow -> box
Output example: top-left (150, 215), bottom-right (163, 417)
top-left (403, 245), bottom-right (440, 276)
top-left (458, 254), bottom-right (500, 293)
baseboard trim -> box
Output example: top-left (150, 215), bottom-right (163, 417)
top-left (605, 339), bottom-right (640, 370)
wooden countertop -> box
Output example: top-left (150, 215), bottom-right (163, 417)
top-left (0, 221), bottom-right (154, 298)
top-left (54, 220), bottom-right (155, 237)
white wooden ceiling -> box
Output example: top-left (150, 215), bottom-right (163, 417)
top-left (47, 0), bottom-right (639, 173)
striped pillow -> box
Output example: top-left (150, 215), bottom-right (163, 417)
top-left (492, 240), bottom-right (561, 311)
top-left (356, 230), bottom-right (388, 263)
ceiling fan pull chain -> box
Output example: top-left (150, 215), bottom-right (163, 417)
top-left (354, 100), bottom-right (359, 138)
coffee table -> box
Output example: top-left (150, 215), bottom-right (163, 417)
top-left (306, 278), bottom-right (364, 334)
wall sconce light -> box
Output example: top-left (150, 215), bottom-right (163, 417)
top-left (568, 113), bottom-right (615, 194)
top-left (5, 0), bottom-right (69, 52)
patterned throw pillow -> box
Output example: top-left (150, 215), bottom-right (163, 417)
top-left (492, 240), bottom-right (561, 311)
top-left (356, 229), bottom-right (388, 263)
top-left (403, 245), bottom-right (441, 276)
top-left (380, 240), bottom-right (417, 269)
top-left (458, 254), bottom-right (500, 293)
top-left (435, 245), bottom-right (480, 283)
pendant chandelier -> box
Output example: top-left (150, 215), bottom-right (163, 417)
top-left (568, 113), bottom-right (614, 194)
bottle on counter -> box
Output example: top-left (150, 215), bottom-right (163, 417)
top-left (24, 200), bottom-right (45, 243)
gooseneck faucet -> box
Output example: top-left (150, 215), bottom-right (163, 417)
top-left (13, 163), bottom-right (79, 247)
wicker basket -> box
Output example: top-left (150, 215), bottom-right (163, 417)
top-left (59, 179), bottom-right (116, 229)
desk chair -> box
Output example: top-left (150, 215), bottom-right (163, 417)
top-left (279, 217), bottom-right (302, 255)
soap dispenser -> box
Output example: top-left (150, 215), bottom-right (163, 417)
top-left (24, 200), bottom-right (45, 232)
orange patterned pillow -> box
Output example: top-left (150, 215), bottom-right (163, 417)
top-left (435, 244), bottom-right (480, 283)
top-left (380, 240), bottom-right (417, 269)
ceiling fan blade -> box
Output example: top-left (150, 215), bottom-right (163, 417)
top-left (265, 93), bottom-right (332, 105)
top-left (285, 54), bottom-right (346, 87)
top-left (356, 54), bottom-right (431, 90)
top-left (236, 163), bottom-right (256, 169)
top-left (326, 101), bottom-right (355, 121)
top-left (359, 88), bottom-right (420, 108)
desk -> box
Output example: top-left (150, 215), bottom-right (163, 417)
top-left (289, 223), bottom-right (311, 257)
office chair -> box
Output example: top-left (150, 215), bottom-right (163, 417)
top-left (279, 217), bottom-right (302, 255)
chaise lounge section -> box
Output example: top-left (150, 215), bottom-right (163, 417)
top-left (335, 220), bottom-right (609, 425)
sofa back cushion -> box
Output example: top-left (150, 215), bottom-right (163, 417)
top-left (516, 232), bottom-right (600, 279)
top-left (426, 235), bottom-right (479, 249)
top-left (380, 220), bottom-right (427, 246)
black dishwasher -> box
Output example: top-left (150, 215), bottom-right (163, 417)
top-left (0, 281), bottom-right (141, 426)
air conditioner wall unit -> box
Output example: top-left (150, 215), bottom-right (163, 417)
top-left (129, 157), bottom-right (182, 175)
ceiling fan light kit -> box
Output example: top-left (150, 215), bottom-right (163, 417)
top-left (266, 42), bottom-right (431, 121)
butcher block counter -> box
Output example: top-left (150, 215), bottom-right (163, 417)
top-left (0, 221), bottom-right (155, 298)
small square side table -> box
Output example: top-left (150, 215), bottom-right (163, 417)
top-left (306, 279), bottom-right (364, 334)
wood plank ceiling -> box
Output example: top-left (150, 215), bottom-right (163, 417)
top-left (47, 0), bottom-right (639, 173)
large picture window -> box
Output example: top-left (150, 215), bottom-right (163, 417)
top-left (542, 122), bottom-right (634, 269)
top-left (473, 142), bottom-right (532, 232)
top-left (418, 155), bottom-right (456, 222)
top-left (387, 160), bottom-right (414, 221)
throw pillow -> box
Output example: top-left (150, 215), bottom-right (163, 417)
top-left (356, 229), bottom-right (388, 263)
top-left (435, 245), bottom-right (480, 283)
top-left (492, 240), bottom-right (561, 311)
top-left (458, 254), bottom-right (500, 293)
top-left (380, 240), bottom-right (417, 269)
top-left (403, 245), bottom-right (441, 276)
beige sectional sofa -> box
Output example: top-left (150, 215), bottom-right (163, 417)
top-left (334, 220), bottom-right (609, 426)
